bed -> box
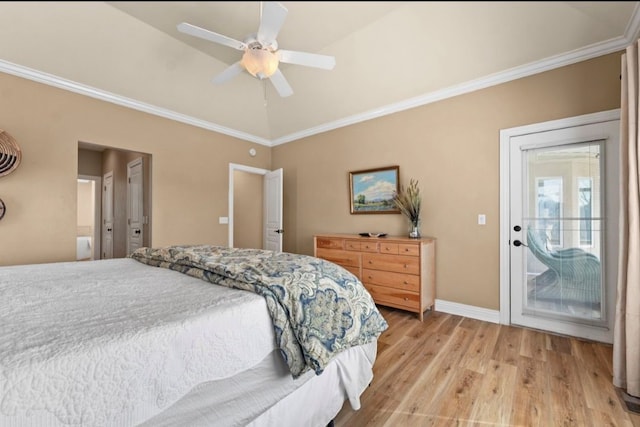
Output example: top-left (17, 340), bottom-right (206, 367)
top-left (0, 245), bottom-right (388, 427)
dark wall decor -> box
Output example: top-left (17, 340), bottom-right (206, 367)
top-left (0, 129), bottom-right (21, 177)
top-left (0, 198), bottom-right (5, 220)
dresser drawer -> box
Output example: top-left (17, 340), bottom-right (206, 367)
top-left (398, 243), bottom-right (420, 256)
top-left (360, 241), bottom-right (379, 253)
top-left (362, 253), bottom-right (420, 275)
top-left (345, 240), bottom-right (361, 251)
top-left (379, 243), bottom-right (399, 255)
top-left (316, 248), bottom-right (360, 268)
top-left (362, 268), bottom-right (420, 292)
top-left (365, 284), bottom-right (420, 310)
top-left (315, 237), bottom-right (344, 250)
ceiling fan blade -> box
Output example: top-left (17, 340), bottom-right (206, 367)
top-left (277, 49), bottom-right (336, 70)
top-left (257, 2), bottom-right (288, 46)
top-left (269, 69), bottom-right (293, 97)
top-left (177, 22), bottom-right (246, 51)
top-left (212, 61), bottom-right (244, 84)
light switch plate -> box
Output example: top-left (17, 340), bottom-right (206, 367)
top-left (219, 216), bottom-right (229, 224)
top-left (478, 214), bottom-right (486, 225)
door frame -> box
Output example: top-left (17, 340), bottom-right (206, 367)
top-left (499, 109), bottom-right (620, 325)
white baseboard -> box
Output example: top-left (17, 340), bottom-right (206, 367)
top-left (434, 299), bottom-right (501, 324)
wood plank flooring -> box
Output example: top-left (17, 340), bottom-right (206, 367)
top-left (335, 307), bottom-right (640, 427)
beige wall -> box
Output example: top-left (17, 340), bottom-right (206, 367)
top-left (233, 170), bottom-right (263, 249)
top-left (272, 53), bottom-right (622, 310)
top-left (0, 71), bottom-right (270, 266)
top-left (78, 148), bottom-right (103, 177)
top-left (0, 52), bottom-right (621, 311)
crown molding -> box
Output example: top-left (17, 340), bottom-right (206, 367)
top-left (270, 34), bottom-right (632, 146)
top-left (0, 59), bottom-right (272, 147)
top-left (627, 1), bottom-right (640, 42)
top-left (2, 7), bottom-right (638, 150)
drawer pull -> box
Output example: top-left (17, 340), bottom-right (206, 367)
top-left (404, 297), bottom-right (409, 301)
top-left (403, 281), bottom-right (408, 285)
top-left (404, 264), bottom-right (408, 268)
top-left (404, 248), bottom-right (409, 252)
top-left (368, 260), bottom-right (373, 264)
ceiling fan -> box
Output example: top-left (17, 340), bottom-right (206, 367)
top-left (177, 2), bottom-right (336, 98)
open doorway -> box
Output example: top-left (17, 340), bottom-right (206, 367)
top-left (76, 175), bottom-right (101, 260)
top-left (228, 163), bottom-right (283, 251)
top-left (78, 142), bottom-right (152, 259)
top-left (233, 169), bottom-right (264, 249)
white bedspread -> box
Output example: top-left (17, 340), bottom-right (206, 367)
top-left (0, 258), bottom-right (277, 426)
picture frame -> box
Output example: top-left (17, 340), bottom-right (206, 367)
top-left (349, 165), bottom-right (400, 214)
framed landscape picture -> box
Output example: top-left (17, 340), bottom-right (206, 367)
top-left (349, 165), bottom-right (400, 214)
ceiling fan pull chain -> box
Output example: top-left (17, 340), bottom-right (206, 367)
top-left (263, 80), bottom-right (268, 107)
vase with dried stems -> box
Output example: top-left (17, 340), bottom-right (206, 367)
top-left (393, 178), bottom-right (422, 238)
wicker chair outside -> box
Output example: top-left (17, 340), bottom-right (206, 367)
top-left (526, 227), bottom-right (602, 304)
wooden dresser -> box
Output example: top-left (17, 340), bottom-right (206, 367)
top-left (313, 234), bottom-right (436, 321)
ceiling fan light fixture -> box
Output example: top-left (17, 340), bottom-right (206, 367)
top-left (241, 48), bottom-right (279, 79)
top-left (177, 2), bottom-right (334, 98)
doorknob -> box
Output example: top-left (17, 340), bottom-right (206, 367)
top-left (135, 229), bottom-right (141, 234)
top-left (274, 229), bottom-right (284, 234)
top-left (513, 239), bottom-right (528, 247)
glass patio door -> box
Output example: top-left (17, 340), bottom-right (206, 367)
top-left (509, 120), bottom-right (619, 343)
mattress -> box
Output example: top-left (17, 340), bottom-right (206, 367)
top-left (0, 258), bottom-right (278, 426)
top-left (0, 257), bottom-right (381, 427)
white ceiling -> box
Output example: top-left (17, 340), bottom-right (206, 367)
top-left (0, 2), bottom-right (638, 146)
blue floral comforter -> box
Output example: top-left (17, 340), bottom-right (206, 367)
top-left (130, 245), bottom-right (388, 378)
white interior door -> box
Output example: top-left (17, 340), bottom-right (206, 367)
top-left (264, 168), bottom-right (283, 252)
top-left (127, 158), bottom-right (144, 255)
top-left (508, 119), bottom-right (619, 343)
top-left (102, 171), bottom-right (114, 259)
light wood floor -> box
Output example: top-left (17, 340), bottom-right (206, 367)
top-left (335, 306), bottom-right (640, 427)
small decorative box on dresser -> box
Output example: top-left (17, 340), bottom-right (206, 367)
top-left (313, 234), bottom-right (436, 321)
